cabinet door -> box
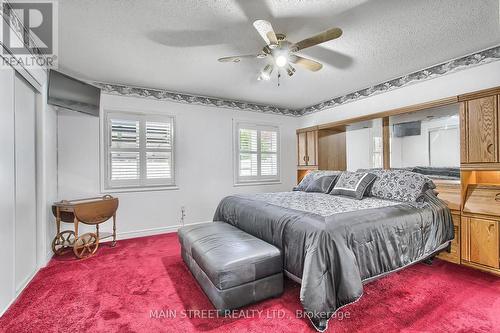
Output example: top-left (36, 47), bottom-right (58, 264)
top-left (466, 96), bottom-right (497, 163)
top-left (297, 132), bottom-right (307, 166)
top-left (306, 130), bottom-right (317, 166)
top-left (469, 218), bottom-right (499, 269)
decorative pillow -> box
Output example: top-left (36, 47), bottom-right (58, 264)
top-left (367, 169), bottom-right (436, 202)
top-left (329, 172), bottom-right (377, 200)
top-left (305, 175), bottom-right (338, 193)
top-left (294, 170), bottom-right (342, 191)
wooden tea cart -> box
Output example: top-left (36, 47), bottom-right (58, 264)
top-left (51, 195), bottom-right (119, 259)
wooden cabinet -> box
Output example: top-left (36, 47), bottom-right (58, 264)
top-left (460, 184), bottom-right (500, 275)
top-left (297, 132), bottom-right (308, 166)
top-left (469, 218), bottom-right (499, 268)
top-left (297, 128), bottom-right (318, 167)
top-left (461, 217), bottom-right (500, 270)
top-left (460, 92), bottom-right (500, 168)
top-left (306, 131), bottom-right (317, 166)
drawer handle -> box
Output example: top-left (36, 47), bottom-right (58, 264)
top-left (487, 143), bottom-right (494, 154)
top-left (489, 223), bottom-right (496, 233)
top-left (495, 193), bottom-right (500, 201)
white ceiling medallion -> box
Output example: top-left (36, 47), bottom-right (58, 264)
top-left (97, 45), bottom-right (500, 117)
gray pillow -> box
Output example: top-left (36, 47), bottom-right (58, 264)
top-left (305, 175), bottom-right (338, 193)
top-left (367, 169), bottom-right (436, 202)
top-left (330, 172), bottom-right (377, 200)
top-left (294, 170), bottom-right (342, 191)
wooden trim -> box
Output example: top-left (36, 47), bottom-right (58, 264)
top-left (462, 211), bottom-right (500, 221)
top-left (459, 102), bottom-right (468, 163)
top-left (311, 97), bottom-right (458, 131)
top-left (297, 165), bottom-right (319, 171)
top-left (296, 125), bottom-right (319, 134)
top-left (458, 86), bottom-right (500, 102)
top-left (461, 216), bottom-right (470, 261)
top-left (313, 130), bottom-right (319, 166)
top-left (460, 162), bottom-right (500, 170)
top-left (433, 179), bottom-right (461, 186)
top-left (460, 260), bottom-right (500, 276)
top-left (382, 117), bottom-right (390, 169)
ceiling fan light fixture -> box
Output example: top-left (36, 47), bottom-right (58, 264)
top-left (275, 54), bottom-right (288, 68)
top-left (258, 64), bottom-right (274, 81)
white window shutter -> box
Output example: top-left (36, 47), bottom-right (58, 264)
top-left (105, 112), bottom-right (175, 190)
top-left (235, 122), bottom-right (280, 184)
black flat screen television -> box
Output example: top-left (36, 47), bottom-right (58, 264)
top-left (48, 70), bottom-right (100, 116)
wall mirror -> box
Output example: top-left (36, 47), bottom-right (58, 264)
top-left (389, 104), bottom-right (460, 172)
top-left (345, 118), bottom-right (383, 171)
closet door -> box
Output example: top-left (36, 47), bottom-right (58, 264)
top-left (14, 74), bottom-right (37, 292)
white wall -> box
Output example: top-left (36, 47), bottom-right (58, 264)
top-left (57, 94), bottom-right (299, 238)
top-left (300, 61), bottom-right (500, 127)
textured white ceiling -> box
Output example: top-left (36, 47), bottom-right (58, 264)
top-left (58, 0), bottom-right (500, 109)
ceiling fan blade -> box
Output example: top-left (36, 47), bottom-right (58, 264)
top-left (290, 55), bottom-right (323, 72)
top-left (290, 27), bottom-right (342, 52)
top-left (218, 54), bottom-right (265, 63)
top-left (253, 20), bottom-right (278, 47)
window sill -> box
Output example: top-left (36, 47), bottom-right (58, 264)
top-left (101, 185), bottom-right (179, 194)
top-left (233, 181), bottom-right (282, 187)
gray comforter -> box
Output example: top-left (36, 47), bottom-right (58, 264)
top-left (213, 190), bottom-right (453, 331)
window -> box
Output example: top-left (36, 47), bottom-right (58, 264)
top-left (103, 111), bottom-right (175, 190)
top-left (234, 122), bottom-right (280, 184)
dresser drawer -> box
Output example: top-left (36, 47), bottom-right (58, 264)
top-left (463, 185), bottom-right (500, 217)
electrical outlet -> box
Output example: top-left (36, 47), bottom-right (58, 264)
top-left (180, 206), bottom-right (186, 226)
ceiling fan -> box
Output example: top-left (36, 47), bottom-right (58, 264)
top-left (218, 20), bottom-right (342, 83)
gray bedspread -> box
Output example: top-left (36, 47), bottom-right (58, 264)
top-left (213, 190), bottom-right (453, 331)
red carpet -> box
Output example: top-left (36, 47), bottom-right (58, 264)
top-left (1, 232), bottom-right (499, 333)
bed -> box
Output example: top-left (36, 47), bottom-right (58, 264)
top-left (213, 178), bottom-right (454, 331)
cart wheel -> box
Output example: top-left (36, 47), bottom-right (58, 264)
top-left (52, 231), bottom-right (76, 255)
top-left (73, 233), bottom-right (99, 259)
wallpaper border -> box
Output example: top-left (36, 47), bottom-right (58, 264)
top-left (96, 45), bottom-right (500, 117)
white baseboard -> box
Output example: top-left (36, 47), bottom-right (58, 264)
top-left (101, 221), bottom-right (213, 242)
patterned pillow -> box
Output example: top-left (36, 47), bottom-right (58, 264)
top-left (329, 172), bottom-right (377, 200)
top-left (305, 175), bottom-right (338, 193)
top-left (367, 169), bottom-right (436, 202)
top-left (294, 170), bottom-right (342, 191)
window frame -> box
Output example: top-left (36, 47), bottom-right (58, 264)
top-left (233, 120), bottom-right (281, 186)
top-left (100, 109), bottom-right (177, 192)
